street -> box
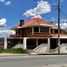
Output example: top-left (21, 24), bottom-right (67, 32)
top-left (0, 55), bottom-right (67, 67)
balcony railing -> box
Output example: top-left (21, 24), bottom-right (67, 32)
top-left (10, 34), bottom-right (22, 37)
top-left (10, 32), bottom-right (52, 38)
top-left (23, 32), bottom-right (52, 37)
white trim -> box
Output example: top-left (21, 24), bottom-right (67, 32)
top-left (32, 27), bottom-right (34, 35)
top-left (39, 26), bottom-right (40, 33)
top-left (49, 28), bottom-right (51, 34)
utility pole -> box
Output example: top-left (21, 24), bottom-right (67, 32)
top-left (58, 0), bottom-right (60, 54)
top-left (34, 0), bottom-right (61, 54)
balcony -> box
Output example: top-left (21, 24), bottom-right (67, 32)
top-left (9, 34), bottom-right (22, 39)
top-left (23, 32), bottom-right (52, 37)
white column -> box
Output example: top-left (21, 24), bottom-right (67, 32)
top-left (32, 27), bottom-right (34, 35)
top-left (23, 38), bottom-right (27, 49)
top-left (39, 27), bottom-right (40, 33)
top-left (48, 38), bottom-right (50, 52)
top-left (49, 28), bottom-right (51, 34)
top-left (53, 29), bottom-right (54, 34)
top-left (4, 37), bottom-right (7, 50)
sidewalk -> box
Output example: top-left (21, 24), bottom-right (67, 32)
top-left (0, 53), bottom-right (67, 57)
top-left (44, 64), bottom-right (67, 67)
top-left (0, 53), bottom-right (29, 57)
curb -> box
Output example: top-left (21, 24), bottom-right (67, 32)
top-left (0, 53), bottom-right (29, 57)
top-left (30, 53), bottom-right (67, 55)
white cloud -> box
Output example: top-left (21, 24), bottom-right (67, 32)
top-left (60, 19), bottom-right (67, 23)
top-left (36, 1), bottom-right (51, 14)
top-left (5, 1), bottom-right (11, 5)
top-left (0, 18), bottom-right (7, 26)
top-left (55, 18), bottom-right (67, 29)
top-left (0, 0), bottom-right (5, 3)
top-left (23, 0), bottom-right (51, 18)
top-left (0, 0), bottom-right (11, 5)
top-left (32, 15), bottom-right (42, 19)
top-left (24, 9), bottom-right (36, 17)
top-left (60, 23), bottom-right (67, 29)
top-left (60, 19), bottom-right (67, 28)
top-left (55, 22), bottom-right (67, 29)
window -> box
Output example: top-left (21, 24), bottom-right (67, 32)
top-left (40, 27), bottom-right (49, 33)
top-left (34, 27), bottom-right (39, 32)
top-left (51, 29), bottom-right (53, 34)
top-left (54, 29), bottom-right (58, 34)
top-left (16, 29), bottom-right (21, 35)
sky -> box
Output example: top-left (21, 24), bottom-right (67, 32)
top-left (0, 0), bottom-right (67, 28)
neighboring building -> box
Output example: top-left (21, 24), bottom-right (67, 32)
top-left (8, 18), bottom-right (67, 52)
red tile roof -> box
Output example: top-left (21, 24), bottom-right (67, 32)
top-left (23, 18), bottom-right (52, 27)
top-left (16, 18), bottom-right (58, 29)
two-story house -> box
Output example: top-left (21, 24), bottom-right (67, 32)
top-left (9, 18), bottom-right (67, 52)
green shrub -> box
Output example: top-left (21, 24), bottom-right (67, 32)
top-left (0, 48), bottom-right (29, 54)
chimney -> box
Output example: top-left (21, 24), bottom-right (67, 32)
top-left (19, 20), bottom-right (24, 26)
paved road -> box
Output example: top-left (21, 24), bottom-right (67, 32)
top-left (0, 55), bottom-right (67, 67)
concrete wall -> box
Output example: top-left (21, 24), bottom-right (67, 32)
top-left (13, 44), bottom-right (24, 49)
top-left (60, 44), bottom-right (67, 53)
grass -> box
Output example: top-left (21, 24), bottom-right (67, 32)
top-left (0, 48), bottom-right (29, 54)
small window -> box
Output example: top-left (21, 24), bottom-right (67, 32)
top-left (51, 29), bottom-right (53, 34)
top-left (16, 29), bottom-right (21, 35)
top-left (54, 29), bottom-right (58, 34)
top-left (34, 27), bottom-right (39, 32)
top-left (40, 27), bottom-right (49, 33)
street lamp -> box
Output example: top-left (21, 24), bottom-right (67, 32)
top-left (57, 0), bottom-right (60, 54)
